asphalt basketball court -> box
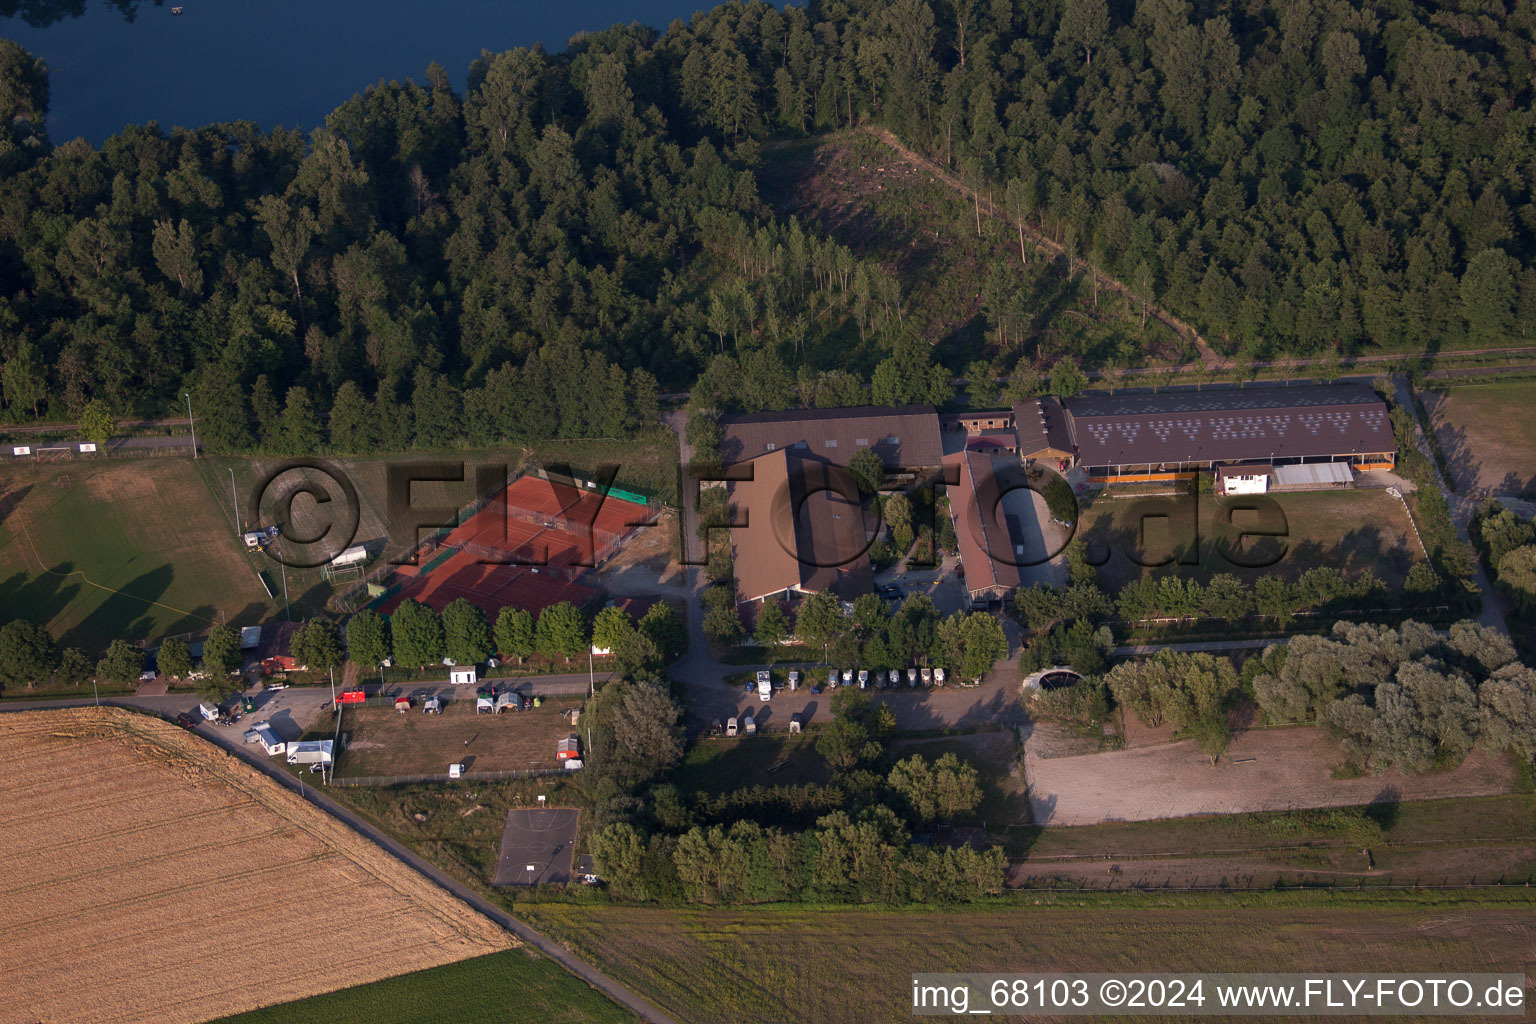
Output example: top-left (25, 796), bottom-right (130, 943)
top-left (492, 806), bottom-right (580, 885)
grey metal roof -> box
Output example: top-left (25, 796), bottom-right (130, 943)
top-left (1012, 397), bottom-right (1075, 456)
top-left (1064, 384), bottom-right (1395, 467)
top-left (1273, 462), bottom-right (1354, 486)
top-left (719, 405), bottom-right (942, 468)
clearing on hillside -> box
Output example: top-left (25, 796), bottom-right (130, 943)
top-left (0, 458), bottom-right (274, 651)
top-left (0, 707), bottom-right (511, 1024)
top-left (759, 131), bottom-right (1190, 374)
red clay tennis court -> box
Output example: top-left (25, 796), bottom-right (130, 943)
top-left (380, 474), bottom-right (649, 617)
top-left (446, 475), bottom-right (651, 567)
top-left (382, 549), bottom-right (595, 617)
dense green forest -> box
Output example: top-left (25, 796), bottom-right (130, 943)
top-left (2, 0), bottom-right (1536, 442)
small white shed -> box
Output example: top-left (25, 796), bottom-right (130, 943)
top-left (450, 666), bottom-right (478, 686)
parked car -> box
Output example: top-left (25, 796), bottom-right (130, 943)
top-left (841, 668), bottom-right (853, 686)
top-left (888, 669), bottom-right (901, 688)
top-left (175, 711), bottom-right (199, 729)
top-left (879, 584), bottom-right (902, 601)
top-left (907, 667), bottom-right (918, 686)
top-left (934, 667), bottom-right (946, 686)
top-left (920, 667), bottom-right (933, 686)
top-left (827, 669), bottom-right (838, 689)
top-left (857, 669), bottom-right (868, 689)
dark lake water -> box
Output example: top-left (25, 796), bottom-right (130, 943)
top-left (2, 0), bottom-right (712, 143)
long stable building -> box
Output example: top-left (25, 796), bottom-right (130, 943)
top-left (1062, 384), bottom-right (1396, 483)
top-left (717, 384), bottom-right (1396, 607)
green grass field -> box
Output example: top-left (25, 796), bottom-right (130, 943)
top-left (1007, 793), bottom-right (1536, 883)
top-left (517, 893), bottom-right (1536, 1024)
top-left (1079, 489), bottom-right (1423, 592)
top-left (0, 457), bottom-right (277, 651)
top-left (212, 949), bottom-right (636, 1024)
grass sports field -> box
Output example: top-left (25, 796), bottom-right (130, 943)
top-left (519, 894), bottom-right (1536, 1024)
top-left (0, 457), bottom-right (275, 651)
top-left (0, 707), bottom-right (513, 1024)
top-left (1078, 488), bottom-right (1424, 592)
top-left (1425, 381), bottom-right (1536, 494)
top-left (214, 949), bottom-right (635, 1024)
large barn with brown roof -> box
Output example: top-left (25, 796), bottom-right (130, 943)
top-left (726, 448), bottom-right (874, 604)
top-left (943, 451), bottom-right (1023, 609)
top-left (719, 405), bottom-right (943, 470)
top-left (1062, 384), bottom-right (1396, 484)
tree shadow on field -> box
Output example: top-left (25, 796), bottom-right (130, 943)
top-left (68, 564), bottom-right (174, 652)
top-left (163, 604), bottom-right (217, 641)
top-left (292, 580), bottom-right (333, 618)
top-left (0, 483), bottom-right (34, 524)
top-left (228, 601), bottom-right (273, 628)
top-left (1365, 785), bottom-right (1402, 833)
top-left (0, 564), bottom-right (81, 633)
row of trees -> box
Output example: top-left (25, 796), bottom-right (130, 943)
top-left (341, 597), bottom-right (685, 677)
top-left (0, 618), bottom-right (248, 697)
top-left (722, 589), bottom-right (1008, 686)
top-left (590, 810), bottom-right (1005, 906)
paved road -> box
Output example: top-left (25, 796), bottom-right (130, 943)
top-left (0, 695), bottom-right (678, 1024)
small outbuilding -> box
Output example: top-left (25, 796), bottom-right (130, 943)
top-left (286, 740), bottom-right (333, 766)
top-left (450, 666), bottom-right (478, 687)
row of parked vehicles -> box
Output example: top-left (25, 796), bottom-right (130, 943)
top-left (749, 666), bottom-right (946, 700)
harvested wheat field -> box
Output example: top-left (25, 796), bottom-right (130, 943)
top-left (0, 708), bottom-right (512, 1024)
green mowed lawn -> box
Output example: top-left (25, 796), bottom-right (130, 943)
top-left (671, 731), bottom-right (831, 794)
top-left (519, 894), bottom-right (1536, 1024)
top-left (213, 949), bottom-right (636, 1024)
top-left (0, 458), bottom-right (276, 651)
top-left (1013, 793), bottom-right (1536, 864)
top-left (1078, 489), bottom-right (1423, 592)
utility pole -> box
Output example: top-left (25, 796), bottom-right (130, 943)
top-left (588, 649), bottom-right (595, 697)
top-left (184, 391), bottom-right (197, 459)
top-left (328, 665), bottom-right (336, 707)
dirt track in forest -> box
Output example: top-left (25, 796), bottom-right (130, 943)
top-left (861, 125), bottom-right (1225, 367)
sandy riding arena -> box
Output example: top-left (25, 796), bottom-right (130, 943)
top-left (0, 708), bottom-right (511, 1024)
